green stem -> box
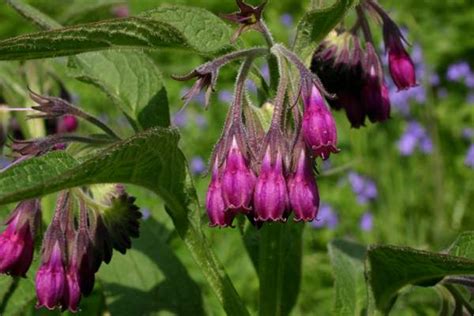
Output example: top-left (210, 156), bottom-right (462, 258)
top-left (163, 194), bottom-right (250, 316)
top-left (444, 284), bottom-right (474, 315)
top-left (259, 223), bottom-right (286, 316)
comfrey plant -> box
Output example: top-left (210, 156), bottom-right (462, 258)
top-left (1, 0), bottom-right (471, 315)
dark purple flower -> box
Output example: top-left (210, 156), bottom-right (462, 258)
top-left (302, 86), bottom-right (338, 159)
top-left (36, 241), bottom-right (67, 310)
top-left (206, 159), bottom-right (235, 227)
top-left (0, 200), bottom-right (40, 276)
top-left (190, 156), bottom-right (206, 175)
top-left (253, 149), bottom-right (289, 221)
top-left (465, 144), bottom-right (474, 169)
top-left (288, 149), bottom-right (319, 222)
top-left (362, 43), bottom-right (391, 123)
top-left (311, 203), bottom-right (338, 229)
top-left (222, 137), bottom-right (256, 212)
top-left (359, 211), bottom-right (374, 232)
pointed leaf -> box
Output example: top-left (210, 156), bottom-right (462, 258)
top-left (0, 5), bottom-right (233, 61)
top-left (68, 51), bottom-right (170, 129)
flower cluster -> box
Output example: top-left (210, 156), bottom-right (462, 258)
top-left (0, 186), bottom-right (141, 312)
top-left (311, 0), bottom-right (417, 128)
top-left (175, 28), bottom-right (339, 226)
top-left (0, 91), bottom-right (141, 312)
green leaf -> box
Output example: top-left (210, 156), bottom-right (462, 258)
top-left (0, 5), bottom-right (232, 61)
top-left (258, 222), bottom-right (303, 316)
top-left (0, 127), bottom-right (185, 204)
top-left (448, 231), bottom-right (474, 260)
top-left (293, 0), bottom-right (356, 63)
top-left (68, 51), bottom-right (170, 129)
top-left (98, 216), bottom-right (205, 315)
top-left (367, 245), bottom-right (474, 313)
top-left (328, 239), bottom-right (368, 316)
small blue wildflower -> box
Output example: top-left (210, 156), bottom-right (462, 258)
top-left (172, 111), bottom-right (187, 128)
top-left (311, 204), bottom-right (339, 230)
top-left (359, 211), bottom-right (374, 232)
top-left (465, 144), bottom-right (474, 169)
top-left (190, 156), bottom-right (206, 175)
top-left (280, 13), bottom-right (293, 27)
top-left (218, 90), bottom-right (233, 103)
top-left (447, 61), bottom-right (471, 82)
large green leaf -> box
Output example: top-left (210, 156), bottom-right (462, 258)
top-left (293, 0), bottom-right (356, 63)
top-left (0, 5), bottom-right (233, 60)
top-left (68, 51), bottom-right (170, 129)
top-left (366, 245), bottom-right (474, 313)
top-left (99, 216), bottom-right (205, 315)
top-left (258, 222), bottom-right (303, 316)
top-left (328, 239), bottom-right (368, 316)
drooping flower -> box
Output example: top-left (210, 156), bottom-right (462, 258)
top-left (362, 43), bottom-right (391, 123)
top-left (0, 199), bottom-right (40, 276)
top-left (302, 86), bottom-right (338, 159)
top-left (36, 241), bottom-right (67, 310)
top-left (288, 148), bottom-right (320, 221)
top-left (221, 137), bottom-right (256, 212)
top-left (253, 149), bottom-right (289, 221)
top-left (206, 158), bottom-right (235, 227)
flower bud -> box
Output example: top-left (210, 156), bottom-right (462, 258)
top-left (57, 115), bottom-right (79, 133)
top-left (383, 20), bottom-right (416, 90)
top-left (302, 86), bottom-right (339, 159)
top-left (0, 199), bottom-right (40, 276)
top-left (221, 137), bottom-right (256, 212)
top-left (288, 149), bottom-right (320, 221)
top-left (253, 149), bottom-right (289, 221)
top-left (35, 241), bottom-right (67, 310)
top-left (206, 160), bottom-right (235, 227)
